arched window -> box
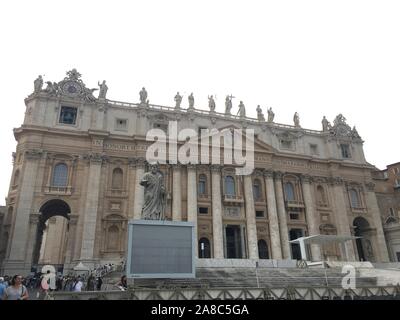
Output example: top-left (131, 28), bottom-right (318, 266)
top-left (52, 163), bottom-right (68, 187)
top-left (13, 170), bottom-right (20, 186)
top-left (112, 168), bottom-right (123, 189)
top-left (284, 182), bottom-right (295, 201)
top-left (107, 225), bottom-right (119, 251)
top-left (253, 179), bottom-right (262, 201)
top-left (225, 176), bottom-right (236, 196)
top-left (198, 174), bottom-right (207, 195)
top-left (316, 185), bottom-right (326, 204)
top-left (349, 189), bottom-right (360, 208)
top-left (258, 239), bottom-right (269, 259)
top-left (198, 237), bottom-right (211, 258)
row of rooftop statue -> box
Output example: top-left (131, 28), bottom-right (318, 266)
top-left (34, 74), bottom-right (335, 132)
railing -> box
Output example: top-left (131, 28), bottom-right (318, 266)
top-left (285, 200), bottom-right (305, 208)
top-left (223, 194), bottom-right (244, 203)
top-left (107, 189), bottom-right (128, 197)
top-left (105, 99), bottom-right (323, 134)
top-left (44, 186), bottom-right (73, 195)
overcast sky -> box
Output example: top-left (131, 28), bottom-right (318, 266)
top-left (0, 0), bottom-right (399, 205)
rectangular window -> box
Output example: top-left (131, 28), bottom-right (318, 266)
top-left (340, 144), bottom-right (351, 158)
top-left (198, 207), bottom-right (208, 215)
top-left (280, 139), bottom-right (293, 150)
top-left (310, 144), bottom-right (319, 155)
top-left (256, 210), bottom-right (264, 218)
top-left (115, 118), bottom-right (127, 131)
top-left (289, 213), bottom-right (300, 220)
top-left (59, 106), bottom-right (77, 125)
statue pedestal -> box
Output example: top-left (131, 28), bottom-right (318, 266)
top-left (126, 219), bottom-right (195, 279)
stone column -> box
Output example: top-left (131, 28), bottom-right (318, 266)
top-left (301, 175), bottom-right (321, 261)
top-left (127, 158), bottom-right (137, 219)
top-left (64, 214), bottom-right (78, 271)
top-left (364, 182), bottom-right (390, 262)
top-left (79, 154), bottom-right (103, 265)
top-left (329, 177), bottom-right (356, 261)
top-left (4, 149), bottom-right (42, 274)
top-left (243, 175), bottom-right (259, 259)
top-left (274, 171), bottom-right (291, 259)
top-left (211, 165), bottom-right (224, 258)
top-left (264, 170), bottom-right (282, 259)
top-left (172, 164), bottom-right (182, 221)
top-left (24, 213), bottom-right (40, 267)
top-left (187, 164), bottom-right (198, 257)
top-left (133, 158), bottom-right (146, 220)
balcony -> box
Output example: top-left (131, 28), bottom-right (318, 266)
top-left (223, 194), bottom-right (244, 204)
top-left (198, 193), bottom-right (211, 201)
top-left (317, 201), bottom-right (330, 209)
top-left (285, 200), bottom-right (305, 208)
top-left (106, 189), bottom-right (128, 198)
top-left (44, 186), bottom-right (73, 195)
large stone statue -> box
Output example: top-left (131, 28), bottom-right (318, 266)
top-left (44, 81), bottom-right (58, 95)
top-left (140, 163), bottom-right (166, 220)
top-left (225, 95), bottom-right (233, 115)
top-left (208, 95), bottom-right (216, 112)
top-left (267, 107), bottom-right (275, 122)
top-left (237, 101), bottom-right (246, 118)
top-left (174, 92), bottom-right (182, 109)
top-left (139, 87), bottom-right (148, 104)
top-left (322, 116), bottom-right (331, 131)
top-left (34, 75), bottom-right (43, 93)
top-left (188, 93), bottom-right (195, 109)
top-left (293, 112), bottom-right (300, 127)
top-left (256, 105), bottom-right (265, 121)
top-left (98, 80), bottom-right (108, 99)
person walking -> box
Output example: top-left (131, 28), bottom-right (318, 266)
top-left (2, 275), bottom-right (29, 300)
top-left (0, 277), bottom-right (7, 300)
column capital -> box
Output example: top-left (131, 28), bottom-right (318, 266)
top-left (68, 214), bottom-right (79, 225)
top-left (171, 162), bottom-right (182, 170)
top-left (328, 177), bottom-right (343, 185)
top-left (25, 149), bottom-right (44, 160)
top-left (300, 174), bottom-right (313, 184)
top-left (365, 182), bottom-right (375, 192)
top-left (274, 171), bottom-right (283, 179)
top-left (253, 169), bottom-right (264, 177)
top-left (135, 157), bottom-right (147, 168)
top-left (29, 213), bottom-right (40, 224)
top-left (187, 163), bottom-right (197, 171)
top-left (210, 164), bottom-right (222, 173)
top-left (263, 169), bottom-right (274, 178)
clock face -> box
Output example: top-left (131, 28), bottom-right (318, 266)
top-left (62, 81), bottom-right (82, 96)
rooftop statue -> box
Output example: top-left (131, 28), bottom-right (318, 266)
top-left (174, 92), bottom-right (182, 109)
top-left (140, 163), bottom-right (166, 220)
top-left (267, 107), bottom-right (275, 122)
top-left (237, 101), bottom-right (246, 118)
top-left (321, 116), bottom-right (331, 132)
top-left (188, 93), bottom-right (195, 109)
top-left (225, 95), bottom-right (233, 115)
top-left (256, 105), bottom-right (265, 121)
top-left (208, 95), bottom-right (216, 112)
top-left (293, 112), bottom-right (300, 127)
top-left (98, 80), bottom-right (108, 99)
top-left (34, 75), bottom-right (43, 93)
top-left (44, 81), bottom-right (58, 95)
top-left (139, 87), bottom-right (148, 104)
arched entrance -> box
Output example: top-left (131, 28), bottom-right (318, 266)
top-left (32, 199), bottom-right (71, 270)
top-left (353, 217), bottom-right (374, 262)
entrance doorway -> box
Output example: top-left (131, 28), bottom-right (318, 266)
top-left (225, 225), bottom-right (243, 258)
top-left (353, 217), bottom-right (374, 262)
top-left (289, 229), bottom-right (304, 260)
top-left (32, 200), bottom-right (71, 268)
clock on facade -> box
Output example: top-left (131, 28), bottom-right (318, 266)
top-left (62, 81), bottom-right (82, 96)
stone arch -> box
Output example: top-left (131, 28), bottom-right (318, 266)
top-left (198, 237), bottom-right (211, 258)
top-left (257, 239), bottom-right (269, 259)
top-left (353, 216), bottom-right (374, 262)
top-left (32, 199), bottom-right (71, 265)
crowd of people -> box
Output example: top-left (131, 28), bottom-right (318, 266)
top-left (0, 261), bottom-right (127, 300)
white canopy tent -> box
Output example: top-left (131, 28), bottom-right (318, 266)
top-left (289, 234), bottom-right (361, 261)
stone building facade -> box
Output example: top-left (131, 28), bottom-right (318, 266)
top-left (0, 70), bottom-right (391, 274)
top-left (373, 162), bottom-right (400, 262)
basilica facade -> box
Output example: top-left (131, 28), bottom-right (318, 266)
top-left (0, 70), bottom-right (392, 275)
